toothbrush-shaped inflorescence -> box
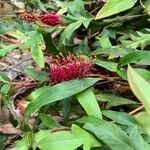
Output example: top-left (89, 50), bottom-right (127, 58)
top-left (46, 54), bottom-right (94, 84)
top-left (19, 11), bottom-right (61, 26)
top-left (39, 12), bottom-right (61, 26)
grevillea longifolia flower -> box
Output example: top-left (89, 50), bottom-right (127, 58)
top-left (39, 12), bottom-right (61, 26)
top-left (19, 11), bottom-right (61, 26)
top-left (18, 12), bottom-right (36, 22)
top-left (46, 54), bottom-right (94, 83)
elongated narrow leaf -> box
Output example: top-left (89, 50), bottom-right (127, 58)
top-left (96, 59), bottom-right (117, 72)
top-left (135, 68), bottom-right (150, 81)
top-left (31, 44), bottom-right (45, 68)
top-left (77, 116), bottom-right (102, 125)
top-left (121, 31), bottom-right (150, 50)
top-left (127, 66), bottom-right (150, 113)
top-left (25, 78), bottom-right (98, 115)
top-left (84, 121), bottom-right (134, 150)
top-left (102, 110), bottom-right (140, 127)
top-left (95, 0), bottom-right (138, 19)
top-left (76, 88), bottom-right (102, 119)
top-left (95, 92), bottom-right (138, 109)
top-left (59, 20), bottom-right (82, 46)
top-left (62, 97), bottom-right (72, 121)
top-left (0, 134), bottom-right (6, 147)
top-left (98, 37), bottom-right (112, 49)
top-left (39, 113), bottom-right (61, 128)
top-left (37, 131), bottom-right (82, 150)
top-left (0, 44), bottom-right (17, 57)
top-left (129, 126), bottom-right (150, 150)
top-left (0, 71), bottom-right (11, 83)
top-left (134, 111), bottom-right (150, 135)
top-left (27, 86), bottom-right (48, 101)
top-left (24, 68), bottom-right (49, 82)
top-left (40, 28), bottom-right (59, 56)
top-left (33, 130), bottom-right (51, 150)
top-left (118, 51), bottom-right (150, 69)
top-left (15, 132), bottom-right (32, 150)
top-left (72, 124), bottom-right (101, 150)
top-left (25, 31), bottom-right (45, 68)
top-left (0, 84), bottom-right (11, 95)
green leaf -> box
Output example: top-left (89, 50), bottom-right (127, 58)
top-left (91, 47), bottom-right (134, 59)
top-left (0, 134), bottom-right (6, 149)
top-left (0, 134), bottom-right (6, 143)
top-left (25, 78), bottom-right (98, 116)
top-left (35, 0), bottom-right (47, 12)
top-left (59, 20), bottom-right (82, 46)
top-left (121, 31), bottom-right (150, 50)
top-left (98, 37), bottom-right (112, 49)
top-left (26, 31), bottom-right (45, 68)
top-left (135, 68), bottom-right (150, 81)
top-left (0, 84), bottom-right (11, 95)
top-left (37, 131), bottom-right (82, 150)
top-left (95, 0), bottom-right (138, 19)
top-left (77, 116), bottom-right (102, 125)
top-left (0, 44), bottom-right (17, 57)
top-left (6, 30), bottom-right (28, 43)
top-left (0, 71), bottom-right (11, 83)
top-left (84, 121), bottom-right (134, 150)
top-left (27, 86), bottom-right (49, 101)
top-left (118, 51), bottom-right (150, 69)
top-left (60, 0), bottom-right (92, 47)
top-left (134, 111), bottom-right (150, 135)
top-left (95, 92), bottom-right (137, 109)
top-left (71, 124), bottom-right (101, 150)
top-left (39, 113), bottom-right (61, 128)
top-left (68, 0), bottom-right (86, 17)
top-left (15, 132), bottom-right (32, 150)
top-left (127, 65), bottom-right (150, 114)
top-left (62, 97), bottom-right (72, 121)
top-left (33, 130), bottom-right (51, 150)
top-left (129, 126), bottom-right (150, 150)
top-left (76, 88), bottom-right (102, 119)
top-left (96, 59), bottom-right (117, 72)
top-left (102, 110), bottom-right (140, 127)
top-left (31, 44), bottom-right (45, 68)
top-left (24, 68), bottom-right (49, 82)
top-left (39, 28), bottom-right (59, 56)
top-left (78, 38), bottom-right (90, 55)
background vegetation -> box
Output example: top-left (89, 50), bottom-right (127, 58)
top-left (0, 0), bottom-right (150, 149)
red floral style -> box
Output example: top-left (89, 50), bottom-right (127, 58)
top-left (47, 54), bottom-right (94, 83)
top-left (39, 12), bottom-right (61, 26)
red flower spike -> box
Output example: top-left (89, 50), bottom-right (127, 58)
top-left (19, 12), bottom-right (36, 22)
top-left (39, 12), bottom-right (61, 26)
top-left (47, 54), bottom-right (94, 83)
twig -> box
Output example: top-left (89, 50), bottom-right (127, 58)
top-left (129, 105), bottom-right (144, 115)
top-left (12, 85), bottom-right (38, 99)
top-left (90, 5), bottom-right (102, 14)
top-left (12, 82), bottom-right (41, 86)
top-left (0, 34), bottom-right (20, 44)
top-left (90, 31), bottom-right (99, 38)
top-left (87, 73), bottom-right (121, 81)
top-left (52, 127), bottom-right (71, 132)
